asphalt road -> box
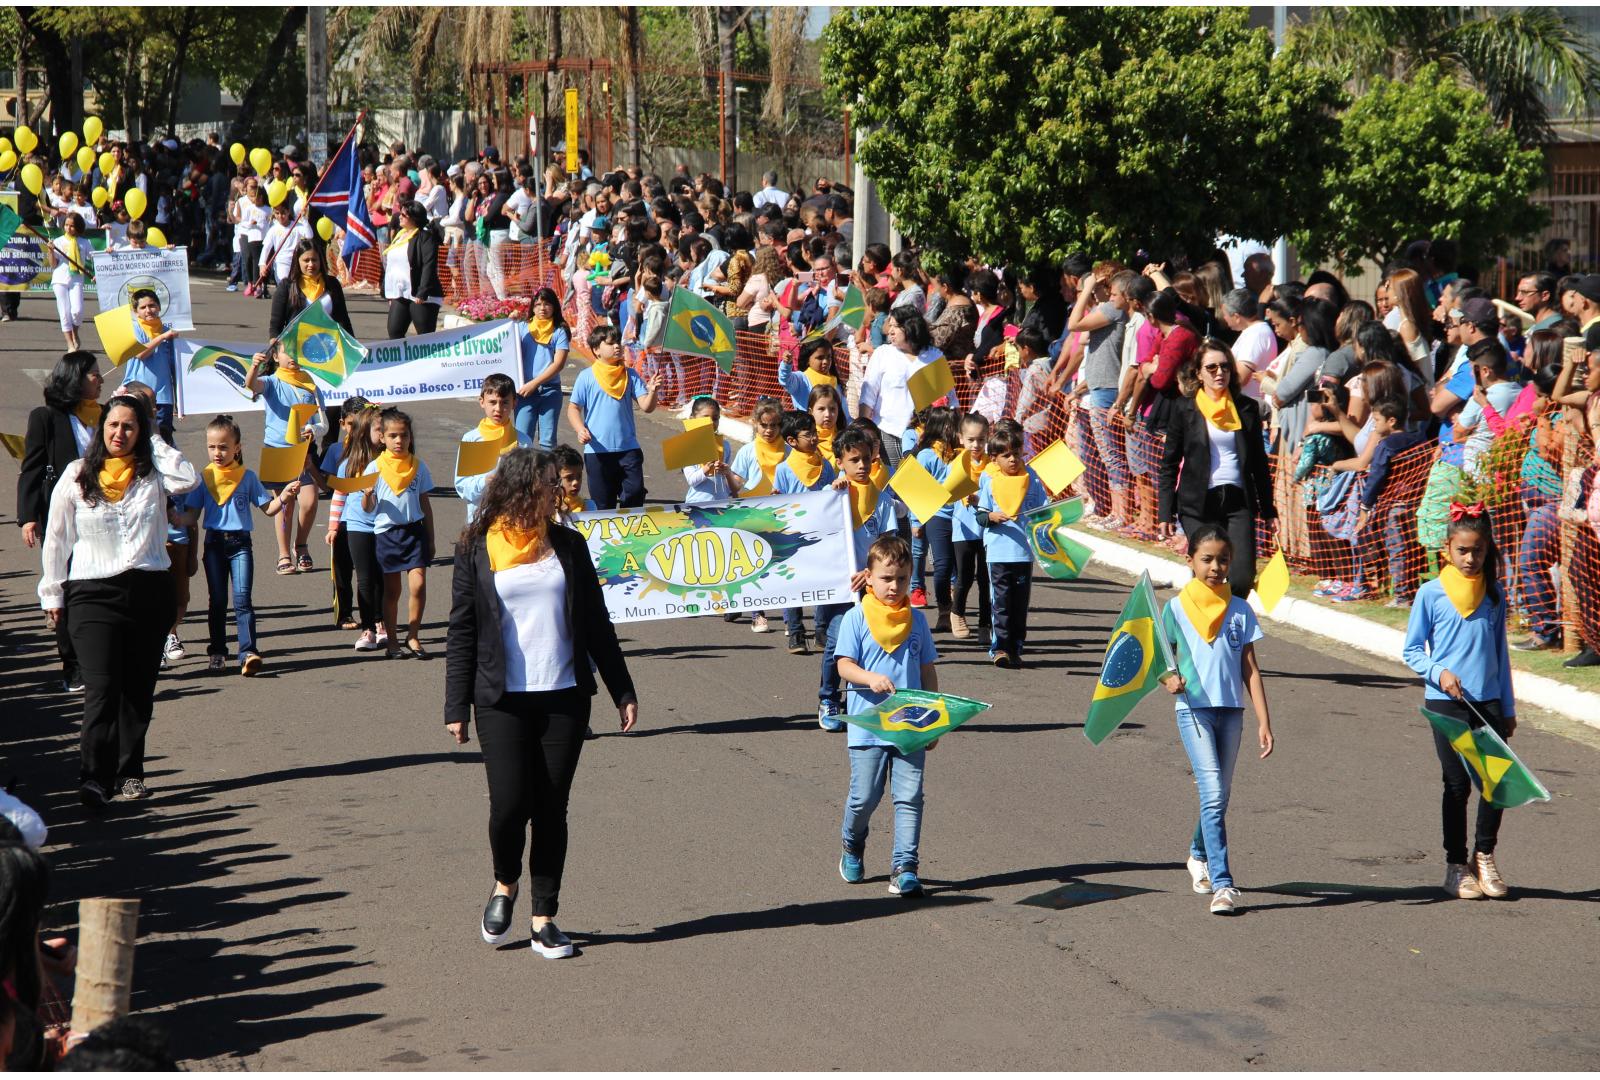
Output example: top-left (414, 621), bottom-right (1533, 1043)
top-left (4, 278), bottom-right (1600, 1070)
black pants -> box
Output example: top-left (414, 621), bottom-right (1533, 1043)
top-left (331, 522), bottom-right (354, 626)
top-left (953, 539), bottom-right (990, 625)
top-left (584, 448), bottom-right (646, 510)
top-left (989, 560), bottom-right (1032, 658)
top-left (345, 529), bottom-right (383, 633)
top-left (476, 687), bottom-right (591, 917)
top-left (68, 570), bottom-right (173, 788)
top-left (0, 290), bottom-right (18, 317)
top-left (1180, 483), bottom-right (1257, 599)
top-left (1429, 698), bottom-right (1510, 864)
top-left (243, 240), bottom-right (262, 286)
top-left (386, 299), bottom-right (440, 338)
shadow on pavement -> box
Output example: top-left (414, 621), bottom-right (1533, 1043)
top-left (573, 893), bottom-right (991, 948)
top-left (1244, 880), bottom-right (1600, 912)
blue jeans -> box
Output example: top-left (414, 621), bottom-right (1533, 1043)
top-left (1175, 705), bottom-right (1244, 890)
top-left (1087, 397), bottom-right (1130, 490)
top-left (515, 388), bottom-right (562, 452)
top-left (203, 530), bottom-right (257, 662)
top-left (921, 515), bottom-right (954, 608)
top-left (816, 602), bottom-right (852, 705)
top-left (841, 745), bottom-right (926, 873)
top-left (783, 606), bottom-right (808, 637)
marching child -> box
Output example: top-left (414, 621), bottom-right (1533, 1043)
top-left (552, 444), bottom-right (594, 524)
top-left (809, 383), bottom-right (847, 466)
top-left (455, 373), bottom-right (534, 523)
top-left (122, 288), bottom-right (180, 442)
top-left (319, 395), bottom-right (371, 631)
top-left (178, 415), bottom-right (301, 676)
top-left (910, 407), bottom-right (960, 631)
top-left (681, 395), bottom-right (740, 503)
top-left (327, 403), bottom-right (387, 650)
top-left (951, 411), bottom-right (992, 638)
top-left (834, 533), bottom-right (940, 898)
top-left (729, 398), bottom-right (787, 633)
top-left (362, 407), bottom-right (435, 660)
top-left (1158, 525), bottom-right (1276, 915)
top-left (976, 424), bottom-right (1049, 668)
top-left (774, 409), bottom-right (836, 655)
top-left (245, 343), bottom-right (329, 575)
top-left (779, 338), bottom-right (852, 422)
top-left (1402, 504), bottom-right (1517, 900)
top-left (566, 323), bottom-right (663, 509)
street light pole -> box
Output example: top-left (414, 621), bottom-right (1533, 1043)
top-left (1271, 5), bottom-right (1289, 285)
top-left (306, 6), bottom-right (328, 166)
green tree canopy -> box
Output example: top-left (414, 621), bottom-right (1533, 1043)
top-left (820, 7), bottom-right (1346, 266)
top-left (1291, 64), bottom-right (1548, 273)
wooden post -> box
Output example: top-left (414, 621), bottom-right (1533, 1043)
top-left (70, 898), bottom-right (139, 1036)
top-left (718, 69), bottom-right (728, 187)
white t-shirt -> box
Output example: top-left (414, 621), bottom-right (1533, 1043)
top-left (421, 183), bottom-right (450, 221)
top-left (1232, 319), bottom-right (1279, 402)
top-left (51, 236), bottom-right (92, 284)
top-left (264, 219), bottom-right (312, 282)
top-left (859, 343), bottom-right (938, 437)
top-left (384, 236), bottom-right (412, 300)
top-left (1206, 416), bottom-right (1242, 489)
top-left (492, 550), bottom-right (576, 692)
top-left (237, 197), bottom-right (269, 242)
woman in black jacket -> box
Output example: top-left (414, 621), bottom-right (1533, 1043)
top-left (445, 449), bottom-right (638, 959)
top-left (268, 238), bottom-right (354, 339)
top-left (1157, 337), bottom-right (1277, 598)
top-left (17, 351), bottom-right (103, 691)
top-left (384, 200), bottom-right (444, 338)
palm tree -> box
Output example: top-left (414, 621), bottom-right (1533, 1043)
top-left (1285, 6), bottom-right (1600, 144)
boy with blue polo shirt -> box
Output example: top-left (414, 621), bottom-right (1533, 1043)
top-left (455, 373), bottom-right (535, 523)
top-left (834, 533), bottom-right (939, 897)
top-left (977, 425), bottom-right (1050, 669)
top-left (566, 324), bottom-right (662, 509)
top-left (773, 410), bottom-right (837, 655)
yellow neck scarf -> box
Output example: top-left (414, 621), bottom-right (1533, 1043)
top-left (1179, 577), bottom-right (1232, 643)
top-left (476, 418), bottom-right (515, 455)
top-left (1195, 388), bottom-right (1241, 432)
top-left (755, 435), bottom-right (787, 480)
top-left (966, 451), bottom-right (987, 483)
top-left (989, 470), bottom-right (1029, 517)
top-left (275, 366), bottom-right (316, 392)
top-left (99, 454), bottom-right (135, 503)
top-left (486, 518), bottom-right (545, 572)
top-left (802, 367), bottom-right (837, 390)
top-left (849, 479), bottom-right (880, 530)
top-left (389, 226), bottom-right (418, 251)
top-left (931, 439), bottom-right (953, 463)
top-left (789, 448), bottom-right (825, 488)
top-left (136, 315), bottom-right (164, 340)
top-left (75, 400), bottom-right (102, 429)
top-left (870, 460), bottom-right (889, 491)
top-left (300, 275), bottom-right (325, 304)
top-left (563, 493), bottom-right (586, 514)
top-left (593, 360), bottom-right (628, 400)
top-left (203, 462), bottom-right (245, 506)
top-left (817, 424), bottom-right (836, 465)
top-left (862, 591), bottom-right (913, 653)
top-left (1439, 565), bottom-right (1487, 619)
top-left (529, 316), bottom-right (556, 345)
top-left (377, 449), bottom-right (418, 494)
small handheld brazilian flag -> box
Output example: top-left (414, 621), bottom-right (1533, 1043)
top-left (840, 690), bottom-right (990, 754)
top-left (663, 286), bottom-right (736, 372)
top-left (1084, 571), bottom-right (1176, 745)
top-left (1421, 705), bottom-right (1550, 809)
top-left (281, 301), bottom-right (368, 387)
top-left (1024, 497), bottom-right (1092, 580)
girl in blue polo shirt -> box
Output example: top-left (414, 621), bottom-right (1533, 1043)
top-left (245, 345), bottom-right (328, 575)
top-left (179, 416), bottom-right (301, 676)
top-left (516, 288), bottom-right (571, 450)
top-left (362, 407), bottom-right (435, 660)
top-left (1158, 525), bottom-right (1276, 916)
top-left (565, 324), bottom-right (662, 509)
top-left (777, 337), bottom-right (853, 421)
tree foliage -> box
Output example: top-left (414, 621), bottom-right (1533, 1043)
top-left (1291, 64), bottom-right (1549, 273)
top-left (820, 7), bottom-right (1346, 266)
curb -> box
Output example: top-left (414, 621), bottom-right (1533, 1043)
top-left (1063, 526), bottom-right (1600, 733)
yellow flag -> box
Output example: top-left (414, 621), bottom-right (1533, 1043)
top-left (941, 449), bottom-right (979, 500)
top-left (740, 472), bottom-right (774, 498)
top-left (455, 438), bottom-right (505, 479)
top-left (259, 441), bottom-right (310, 484)
top-left (326, 472), bottom-right (379, 494)
top-left (0, 431), bottom-right (26, 460)
top-left (93, 303), bottom-right (141, 365)
top-left (889, 454), bottom-right (952, 524)
top-left (906, 357), bottom-right (954, 412)
top-left (1029, 438), bottom-right (1086, 496)
top-left (662, 424), bottom-right (723, 471)
top-left (287, 403), bottom-right (319, 445)
top-left (1253, 549), bottom-right (1290, 614)
top-left (683, 415), bottom-right (714, 431)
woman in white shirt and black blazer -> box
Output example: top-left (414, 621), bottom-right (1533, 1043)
top-left (384, 201), bottom-right (444, 339)
top-left (39, 393), bottom-right (200, 809)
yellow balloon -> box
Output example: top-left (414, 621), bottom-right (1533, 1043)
top-left (21, 162), bottom-right (43, 196)
top-left (59, 131), bottom-right (79, 159)
top-left (83, 116), bottom-right (103, 144)
top-left (98, 151), bottom-right (116, 176)
top-left (249, 147), bottom-right (272, 177)
top-left (124, 188), bottom-right (147, 219)
top-left (267, 179), bottom-right (288, 207)
top-left (230, 142), bottom-right (246, 166)
top-left (0, 136), bottom-right (11, 154)
top-left (0, 150), bottom-right (15, 173)
top-left (146, 227), bottom-right (168, 248)
top-left (76, 146), bottom-right (95, 174)
top-left (316, 216), bottom-right (335, 241)
top-left (92, 186), bottom-right (108, 209)
top-left (15, 125), bottom-right (37, 154)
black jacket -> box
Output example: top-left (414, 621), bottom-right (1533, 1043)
top-left (16, 405), bottom-right (81, 530)
top-left (1158, 392), bottom-right (1276, 525)
top-left (407, 223), bottom-right (443, 302)
top-left (269, 276), bottom-right (354, 339)
top-left (446, 523), bottom-right (636, 725)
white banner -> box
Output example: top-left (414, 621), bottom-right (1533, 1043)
top-left (570, 489), bottom-right (855, 623)
top-left (174, 318), bottom-right (524, 416)
top-left (92, 248), bottom-right (194, 330)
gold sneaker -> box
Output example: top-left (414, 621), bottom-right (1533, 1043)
top-left (1444, 862), bottom-right (1483, 900)
top-left (1473, 852), bottom-right (1509, 898)
top-left (949, 612), bottom-right (971, 639)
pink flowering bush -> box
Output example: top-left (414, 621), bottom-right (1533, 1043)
top-left (455, 295), bottom-right (532, 321)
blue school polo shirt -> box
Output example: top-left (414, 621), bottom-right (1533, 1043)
top-left (339, 458), bottom-right (376, 534)
top-left (182, 469), bottom-right (272, 532)
top-left (122, 323), bottom-right (177, 405)
top-left (851, 491), bottom-right (896, 570)
top-left (774, 456), bottom-right (836, 493)
top-left (776, 360), bottom-right (852, 422)
top-left (833, 603), bottom-right (939, 750)
top-left (259, 375), bottom-right (325, 448)
top-left (569, 365), bottom-right (650, 454)
top-left (1403, 578), bottom-right (1515, 715)
top-left (1161, 595), bottom-right (1263, 710)
top-left (363, 457), bottom-right (434, 532)
top-left (519, 326), bottom-right (572, 396)
top-left (976, 469), bottom-right (1050, 564)
top-left (682, 440), bottom-right (736, 503)
top-left (454, 427), bottom-right (535, 523)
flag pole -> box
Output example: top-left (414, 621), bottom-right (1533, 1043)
top-left (253, 110), bottom-right (367, 291)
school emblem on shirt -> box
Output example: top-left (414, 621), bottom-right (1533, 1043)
top-left (1225, 615), bottom-right (1245, 650)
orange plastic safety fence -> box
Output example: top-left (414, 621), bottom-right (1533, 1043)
top-left (333, 239), bottom-right (566, 311)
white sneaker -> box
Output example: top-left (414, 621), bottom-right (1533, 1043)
top-left (354, 630), bottom-right (378, 652)
top-left (1186, 855), bottom-right (1212, 894)
top-left (164, 633), bottom-right (185, 662)
top-left (375, 623), bottom-right (390, 647)
top-left (1209, 886), bottom-right (1241, 914)
top-left (750, 613), bottom-right (770, 634)
top-left (1444, 862), bottom-right (1484, 900)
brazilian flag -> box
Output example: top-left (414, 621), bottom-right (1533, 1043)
top-left (807, 284), bottom-right (867, 341)
top-left (281, 301), bottom-right (369, 387)
top-left (663, 286), bottom-right (736, 372)
top-left (841, 689), bottom-right (990, 754)
top-left (1084, 572), bottom-right (1176, 745)
top-left (1025, 497), bottom-right (1092, 580)
top-left (187, 345), bottom-right (256, 400)
top-left (1421, 707), bottom-right (1551, 809)
top-left (0, 203), bottom-right (23, 249)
